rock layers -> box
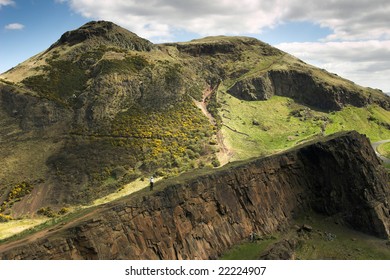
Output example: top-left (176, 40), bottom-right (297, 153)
top-left (0, 131), bottom-right (388, 260)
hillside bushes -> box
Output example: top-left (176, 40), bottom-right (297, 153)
top-left (111, 96), bottom-right (215, 176)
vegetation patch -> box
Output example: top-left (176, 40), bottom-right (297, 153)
top-left (0, 214), bottom-right (13, 223)
top-left (221, 212), bottom-right (390, 260)
top-left (220, 235), bottom-right (278, 260)
top-left (22, 59), bottom-right (88, 104)
top-left (111, 96), bottom-right (216, 176)
top-left (37, 207), bottom-right (57, 218)
top-left (1, 182), bottom-right (33, 213)
top-left (377, 142), bottom-right (390, 158)
top-left (95, 55), bottom-right (149, 75)
top-left (219, 92), bottom-right (390, 161)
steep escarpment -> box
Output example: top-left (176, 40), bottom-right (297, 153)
top-left (228, 70), bottom-right (390, 111)
top-left (0, 131), bottom-right (388, 260)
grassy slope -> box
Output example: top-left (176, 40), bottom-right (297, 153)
top-left (377, 142), bottom-right (390, 158)
top-left (219, 91), bottom-right (390, 160)
top-left (220, 212), bottom-right (390, 260)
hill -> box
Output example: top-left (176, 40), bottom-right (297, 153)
top-left (0, 131), bottom-right (389, 259)
top-left (0, 20), bottom-right (390, 219)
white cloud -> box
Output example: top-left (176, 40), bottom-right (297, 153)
top-left (284, 0), bottom-right (390, 41)
top-left (276, 41), bottom-right (390, 92)
top-left (4, 23), bottom-right (25, 30)
top-left (61, 0), bottom-right (390, 42)
top-left (62, 0), bottom-right (286, 40)
top-left (0, 0), bottom-right (14, 8)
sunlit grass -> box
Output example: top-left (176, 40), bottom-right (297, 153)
top-left (0, 218), bottom-right (48, 240)
top-left (219, 92), bottom-right (390, 161)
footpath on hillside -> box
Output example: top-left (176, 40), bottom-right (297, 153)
top-left (371, 139), bottom-right (390, 164)
top-left (192, 86), bottom-right (233, 166)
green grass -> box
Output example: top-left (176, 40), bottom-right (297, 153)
top-left (218, 92), bottom-right (390, 160)
top-left (219, 93), bottom-right (324, 160)
top-left (0, 206), bottom-right (93, 244)
top-left (294, 213), bottom-right (390, 260)
top-left (0, 218), bottom-right (48, 240)
top-left (95, 55), bottom-right (149, 75)
top-left (21, 59), bottom-right (88, 104)
top-left (325, 105), bottom-right (390, 142)
top-left (220, 212), bottom-right (390, 260)
top-left (220, 237), bottom-right (278, 260)
top-left (378, 142), bottom-right (390, 158)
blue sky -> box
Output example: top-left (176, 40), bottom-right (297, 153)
top-left (1, 0), bottom-right (389, 92)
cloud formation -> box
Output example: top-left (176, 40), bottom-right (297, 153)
top-left (5, 23), bottom-right (24, 30)
top-left (61, 0), bottom-right (390, 41)
top-left (284, 0), bottom-right (390, 41)
top-left (0, 0), bottom-right (14, 8)
top-left (276, 40), bottom-right (390, 92)
top-left (62, 0), bottom-right (284, 40)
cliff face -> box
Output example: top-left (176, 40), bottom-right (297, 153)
top-left (0, 131), bottom-right (388, 260)
top-left (227, 70), bottom-right (390, 111)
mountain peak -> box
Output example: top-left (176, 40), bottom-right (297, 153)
top-left (49, 20), bottom-right (154, 51)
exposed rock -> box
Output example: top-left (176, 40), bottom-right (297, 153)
top-left (0, 84), bottom-right (71, 131)
top-left (258, 239), bottom-right (299, 260)
top-left (227, 74), bottom-right (273, 101)
top-left (301, 224), bottom-right (313, 232)
top-left (0, 131), bottom-right (388, 260)
top-left (228, 70), bottom-right (390, 111)
top-left (252, 119), bottom-right (260, 126)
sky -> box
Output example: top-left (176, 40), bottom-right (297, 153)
top-left (1, 0), bottom-right (389, 92)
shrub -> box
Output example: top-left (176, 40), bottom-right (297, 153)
top-left (58, 207), bottom-right (69, 215)
top-left (37, 207), bottom-right (57, 218)
top-left (0, 213), bottom-right (13, 223)
top-left (7, 182), bottom-right (33, 201)
top-left (212, 158), bottom-right (221, 167)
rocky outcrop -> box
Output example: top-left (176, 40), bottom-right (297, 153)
top-left (0, 84), bottom-right (71, 131)
top-left (0, 131), bottom-right (388, 260)
top-left (227, 74), bottom-right (274, 101)
top-left (228, 70), bottom-right (390, 111)
top-left (49, 21), bottom-right (154, 51)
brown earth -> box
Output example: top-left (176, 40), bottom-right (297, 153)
top-left (193, 86), bottom-right (233, 165)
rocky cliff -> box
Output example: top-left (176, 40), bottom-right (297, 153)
top-left (0, 131), bottom-right (388, 260)
top-left (227, 70), bottom-right (390, 111)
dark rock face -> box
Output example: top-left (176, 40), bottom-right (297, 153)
top-left (174, 42), bottom-right (237, 56)
top-left (227, 74), bottom-right (273, 101)
top-left (228, 70), bottom-right (390, 111)
top-left (269, 70), bottom-right (367, 110)
top-left (0, 85), bottom-right (71, 130)
top-left (0, 131), bottom-right (388, 260)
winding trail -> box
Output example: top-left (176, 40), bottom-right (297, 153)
top-left (193, 87), bottom-right (233, 166)
top-left (371, 139), bottom-right (390, 164)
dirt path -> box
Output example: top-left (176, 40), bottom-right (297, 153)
top-left (0, 179), bottom-right (152, 254)
top-left (193, 87), bottom-right (215, 125)
top-left (371, 139), bottom-right (390, 164)
top-left (193, 87), bottom-right (233, 166)
top-left (0, 206), bottom-right (102, 254)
